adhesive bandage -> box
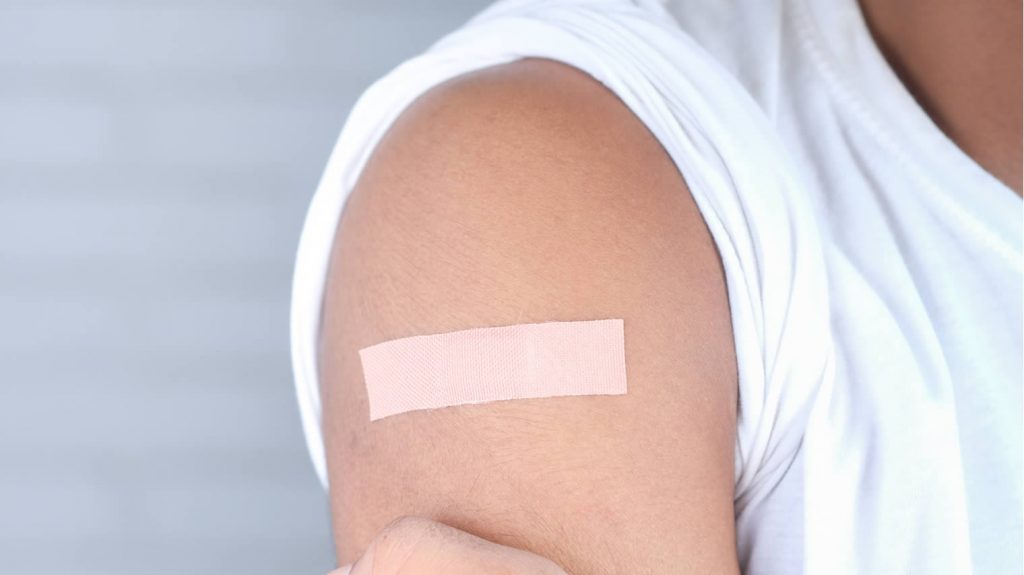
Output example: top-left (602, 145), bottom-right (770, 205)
top-left (358, 318), bottom-right (627, 421)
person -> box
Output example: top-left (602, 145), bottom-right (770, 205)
top-left (289, 0), bottom-right (1023, 572)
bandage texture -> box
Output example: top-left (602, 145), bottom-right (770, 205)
top-left (358, 318), bottom-right (627, 421)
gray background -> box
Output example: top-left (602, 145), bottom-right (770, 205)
top-left (0, 1), bottom-right (483, 573)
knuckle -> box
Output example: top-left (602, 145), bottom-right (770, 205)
top-left (378, 516), bottom-right (437, 542)
top-left (371, 516), bottom-right (440, 572)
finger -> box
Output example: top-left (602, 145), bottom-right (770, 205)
top-left (347, 516), bottom-right (567, 575)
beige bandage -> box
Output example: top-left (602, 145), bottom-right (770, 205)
top-left (358, 318), bottom-right (627, 421)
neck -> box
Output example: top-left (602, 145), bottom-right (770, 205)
top-left (859, 0), bottom-right (1023, 196)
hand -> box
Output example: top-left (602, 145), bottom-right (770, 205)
top-left (328, 516), bottom-right (569, 575)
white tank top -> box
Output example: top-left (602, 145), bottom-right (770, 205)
top-left (289, 0), bottom-right (1023, 572)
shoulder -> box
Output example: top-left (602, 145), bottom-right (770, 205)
top-left (319, 57), bottom-right (740, 572)
top-left (331, 57), bottom-right (732, 335)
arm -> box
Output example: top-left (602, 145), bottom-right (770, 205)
top-left (318, 58), bottom-right (740, 574)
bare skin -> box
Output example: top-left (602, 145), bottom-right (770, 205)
top-left (319, 58), bottom-right (740, 574)
top-left (328, 517), bottom-right (569, 575)
top-left (318, 1), bottom-right (1022, 572)
top-left (860, 0), bottom-right (1023, 195)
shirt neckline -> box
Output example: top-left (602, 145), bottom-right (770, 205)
top-left (791, 0), bottom-right (1022, 261)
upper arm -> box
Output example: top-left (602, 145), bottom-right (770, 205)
top-left (318, 58), bottom-right (740, 574)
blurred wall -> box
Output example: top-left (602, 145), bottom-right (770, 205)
top-left (0, 1), bottom-right (484, 573)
